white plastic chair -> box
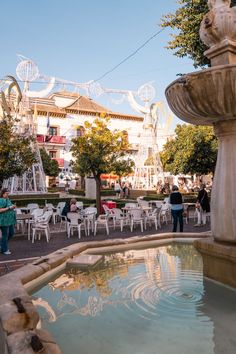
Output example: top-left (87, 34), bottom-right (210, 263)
top-left (137, 199), bottom-right (149, 208)
top-left (84, 207), bottom-right (97, 236)
top-left (145, 207), bottom-right (161, 230)
top-left (31, 210), bottom-right (53, 243)
top-left (125, 202), bottom-right (138, 209)
top-left (46, 203), bottom-right (58, 224)
top-left (94, 214), bottom-right (109, 236)
top-left (27, 203), bottom-right (39, 212)
top-left (130, 209), bottom-right (145, 232)
top-left (76, 201), bottom-right (83, 210)
top-left (67, 212), bottom-right (87, 239)
top-left (27, 208), bottom-right (44, 240)
top-left (55, 202), bottom-right (67, 230)
top-left (15, 208), bottom-right (25, 234)
top-left (160, 203), bottom-right (170, 225)
top-left (111, 208), bottom-right (129, 231)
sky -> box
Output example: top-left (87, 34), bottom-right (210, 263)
top-left (0, 0), bottom-right (197, 132)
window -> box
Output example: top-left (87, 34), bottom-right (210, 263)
top-left (49, 126), bottom-right (58, 136)
top-left (49, 150), bottom-right (57, 158)
top-left (76, 126), bottom-right (85, 137)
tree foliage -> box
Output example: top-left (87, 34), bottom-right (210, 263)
top-left (160, 124), bottom-right (218, 175)
top-left (70, 117), bottom-right (134, 212)
top-left (161, 0), bottom-right (209, 68)
top-left (0, 116), bottom-right (36, 185)
top-left (40, 148), bottom-right (59, 177)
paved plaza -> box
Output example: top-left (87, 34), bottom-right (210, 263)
top-left (0, 219), bottom-right (210, 276)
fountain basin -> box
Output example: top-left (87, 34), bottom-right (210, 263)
top-left (165, 64), bottom-right (236, 125)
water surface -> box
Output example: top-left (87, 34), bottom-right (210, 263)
top-left (33, 244), bottom-right (236, 354)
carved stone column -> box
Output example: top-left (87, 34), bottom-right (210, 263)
top-left (211, 120), bottom-right (236, 242)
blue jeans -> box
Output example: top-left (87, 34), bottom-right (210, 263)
top-left (0, 225), bottom-right (14, 253)
top-left (171, 209), bottom-right (183, 232)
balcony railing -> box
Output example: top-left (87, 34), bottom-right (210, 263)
top-left (36, 135), bottom-right (66, 144)
top-left (52, 158), bottom-right (65, 167)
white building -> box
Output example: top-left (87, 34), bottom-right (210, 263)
top-left (32, 91), bottom-right (144, 175)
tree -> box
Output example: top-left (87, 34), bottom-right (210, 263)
top-left (161, 0), bottom-right (209, 68)
top-left (160, 124), bottom-right (217, 175)
top-left (40, 148), bottom-right (59, 177)
top-left (0, 77), bottom-right (36, 186)
top-left (161, 1), bottom-right (236, 67)
top-left (70, 117), bottom-right (134, 213)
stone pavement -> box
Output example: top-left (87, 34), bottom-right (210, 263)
top-left (0, 219), bottom-right (211, 276)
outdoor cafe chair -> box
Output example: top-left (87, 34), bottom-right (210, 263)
top-left (26, 203), bottom-right (39, 212)
top-left (111, 208), bottom-right (129, 232)
top-left (124, 202), bottom-right (138, 209)
top-left (137, 199), bottom-right (149, 208)
top-left (130, 208), bottom-right (145, 232)
top-left (84, 207), bottom-right (97, 236)
top-left (67, 212), bottom-right (87, 239)
top-left (15, 208), bottom-right (25, 234)
top-left (102, 204), bottom-right (116, 222)
top-left (145, 207), bottom-right (161, 230)
top-left (94, 214), bottom-right (109, 236)
top-left (160, 203), bottom-right (170, 225)
top-left (46, 203), bottom-right (58, 224)
top-left (27, 208), bottom-right (44, 240)
top-left (31, 210), bottom-right (53, 243)
top-left (76, 201), bottom-right (83, 210)
top-left (55, 202), bottom-right (67, 230)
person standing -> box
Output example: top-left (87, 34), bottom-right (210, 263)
top-left (0, 188), bottom-right (16, 255)
top-left (169, 185), bottom-right (183, 232)
top-left (195, 184), bottom-right (210, 226)
top-left (114, 181), bottom-right (121, 198)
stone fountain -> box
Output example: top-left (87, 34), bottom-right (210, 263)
top-left (165, 0), bottom-right (236, 287)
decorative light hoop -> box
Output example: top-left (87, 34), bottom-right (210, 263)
top-left (16, 59), bottom-right (39, 82)
top-left (138, 83), bottom-right (155, 102)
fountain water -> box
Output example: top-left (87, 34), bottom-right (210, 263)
top-left (165, 0), bottom-right (236, 287)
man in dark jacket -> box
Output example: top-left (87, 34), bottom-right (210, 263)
top-left (195, 184), bottom-right (210, 226)
top-left (169, 185), bottom-right (183, 232)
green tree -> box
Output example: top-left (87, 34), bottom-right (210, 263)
top-left (0, 77), bottom-right (36, 186)
top-left (40, 148), bottom-right (59, 177)
top-left (160, 124), bottom-right (217, 175)
top-left (161, 0), bottom-right (209, 68)
top-left (0, 117), bottom-right (37, 185)
top-left (70, 117), bottom-right (134, 212)
top-left (161, 1), bottom-right (236, 68)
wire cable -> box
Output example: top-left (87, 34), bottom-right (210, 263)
top-left (93, 28), bottom-right (165, 83)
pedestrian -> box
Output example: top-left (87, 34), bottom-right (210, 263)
top-left (114, 181), bottom-right (121, 198)
top-left (70, 198), bottom-right (78, 212)
top-left (195, 183), bottom-right (210, 226)
top-left (169, 185), bottom-right (184, 232)
top-left (61, 200), bottom-right (70, 218)
top-left (0, 188), bottom-right (16, 255)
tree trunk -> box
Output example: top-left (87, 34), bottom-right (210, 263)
top-left (95, 176), bottom-right (102, 215)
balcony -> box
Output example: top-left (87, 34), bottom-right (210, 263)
top-left (53, 158), bottom-right (65, 167)
top-left (36, 135), bottom-right (66, 144)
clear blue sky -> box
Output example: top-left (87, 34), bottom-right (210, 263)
top-left (0, 0), bottom-right (196, 130)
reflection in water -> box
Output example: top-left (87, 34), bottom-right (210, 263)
top-left (33, 244), bottom-right (236, 354)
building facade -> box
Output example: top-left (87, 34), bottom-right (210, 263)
top-left (32, 91), bottom-right (143, 177)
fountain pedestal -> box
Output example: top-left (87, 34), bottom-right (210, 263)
top-left (165, 0), bottom-right (236, 287)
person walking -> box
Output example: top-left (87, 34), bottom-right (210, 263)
top-left (195, 184), bottom-right (210, 226)
top-left (0, 188), bottom-right (16, 255)
top-left (114, 181), bottom-right (121, 198)
top-left (169, 185), bottom-right (184, 232)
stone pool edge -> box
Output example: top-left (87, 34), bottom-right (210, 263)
top-left (0, 232), bottom-right (210, 354)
